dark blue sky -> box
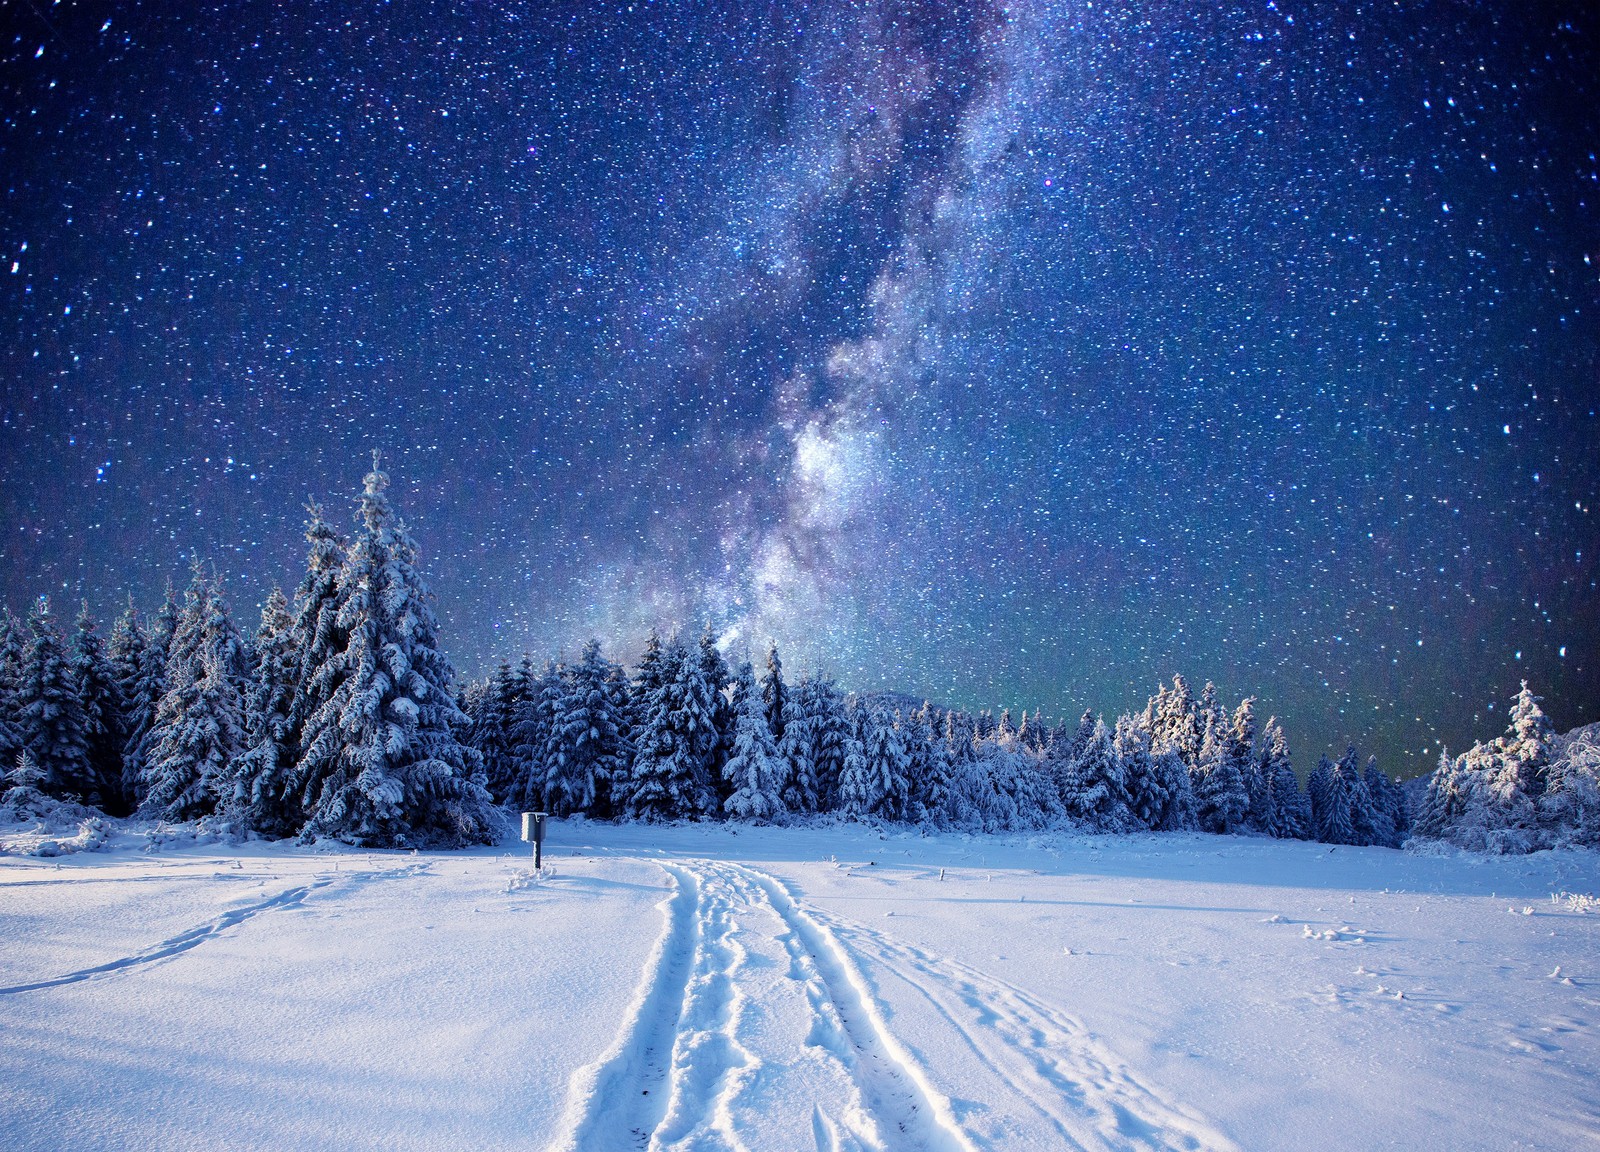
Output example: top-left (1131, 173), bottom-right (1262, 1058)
top-left (3, 0), bottom-right (1596, 776)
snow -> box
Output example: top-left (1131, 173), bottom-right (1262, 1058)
top-left (2, 822), bottom-right (1596, 1151)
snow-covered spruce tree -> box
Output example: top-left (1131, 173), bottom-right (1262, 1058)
top-left (624, 636), bottom-right (715, 822)
top-left (805, 674), bottom-right (849, 811)
top-left (138, 566), bottom-right (250, 822)
top-left (1540, 733), bottom-right (1600, 848)
top-left (696, 624), bottom-right (734, 803)
top-left (105, 600), bottom-right (147, 811)
top-left (863, 707), bottom-right (911, 822)
top-left (723, 661), bottom-right (784, 823)
top-left (141, 642), bottom-right (245, 823)
top-left (941, 710), bottom-right (990, 830)
top-left (1063, 709), bottom-right (1096, 767)
top-left (0, 607), bottom-right (25, 768)
top-left (1193, 711), bottom-right (1249, 834)
top-left (285, 502), bottom-right (349, 801)
top-left (505, 658), bottom-right (562, 812)
top-left (227, 589), bottom-right (301, 837)
top-left (16, 596), bottom-right (92, 802)
top-left (122, 585), bottom-right (178, 809)
top-left (470, 661), bottom-right (523, 804)
top-left (1115, 713), bottom-right (1162, 830)
top-left (836, 699), bottom-right (874, 819)
top-left (1258, 717), bottom-right (1309, 839)
top-left (1059, 717), bottom-right (1130, 831)
top-left (900, 702), bottom-right (945, 825)
top-left (1315, 748), bottom-right (1367, 846)
top-left (1228, 698), bottom-right (1265, 833)
top-left (777, 691), bottom-right (815, 816)
top-left (760, 642), bottom-right (787, 748)
top-left (545, 640), bottom-right (629, 818)
top-left (70, 602), bottom-right (125, 812)
top-left (296, 457), bottom-right (494, 847)
top-left (1306, 755), bottom-right (1335, 841)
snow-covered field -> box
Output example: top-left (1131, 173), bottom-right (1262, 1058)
top-left (2, 823), bottom-right (1596, 1151)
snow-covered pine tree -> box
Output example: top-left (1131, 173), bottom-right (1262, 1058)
top-left (836, 698), bottom-right (873, 819)
top-left (1229, 697), bottom-right (1265, 833)
top-left (139, 567), bottom-right (249, 822)
top-left (1499, 681), bottom-right (1555, 800)
top-left (122, 585), bottom-right (178, 809)
top-left (16, 596), bottom-right (92, 802)
top-left (70, 602), bottom-right (125, 812)
top-left (0, 607), bottom-right (25, 768)
top-left (471, 661), bottom-right (522, 804)
top-left (105, 599), bottom-right (147, 811)
top-left (625, 637), bottom-right (714, 821)
top-left (228, 589), bottom-right (301, 837)
top-left (1410, 748), bottom-right (1455, 840)
top-left (546, 640), bottom-right (629, 818)
top-left (1064, 709), bottom-right (1096, 766)
top-left (861, 707), bottom-right (911, 821)
top-left (507, 659), bottom-right (562, 812)
top-left (805, 674), bottom-right (849, 811)
top-left (777, 692), bottom-right (814, 815)
top-left (1059, 716), bottom-right (1129, 831)
top-left (286, 502), bottom-right (349, 800)
top-left (760, 642), bottom-right (787, 747)
top-left (1115, 713), bottom-right (1161, 830)
top-left (297, 456), bottom-right (495, 847)
top-left (1317, 748), bottom-right (1367, 846)
top-left (1306, 754), bottom-right (1335, 841)
top-left (723, 661), bottom-right (784, 822)
top-left (901, 702), bottom-right (944, 825)
top-left (696, 624), bottom-right (734, 802)
top-left (1192, 709), bottom-right (1249, 834)
top-left (1362, 757), bottom-right (1406, 848)
top-left (1258, 717), bottom-right (1309, 839)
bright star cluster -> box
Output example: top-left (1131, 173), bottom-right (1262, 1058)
top-left (2, 0), bottom-right (1596, 775)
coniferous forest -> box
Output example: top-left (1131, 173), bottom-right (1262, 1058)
top-left (2, 458), bottom-right (1594, 855)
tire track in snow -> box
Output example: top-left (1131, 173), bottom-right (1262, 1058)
top-left (725, 861), bottom-right (979, 1152)
top-left (794, 894), bottom-right (1241, 1152)
top-left (546, 862), bottom-right (698, 1152)
top-left (0, 878), bottom-right (334, 995)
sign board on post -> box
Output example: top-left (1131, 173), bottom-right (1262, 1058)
top-left (521, 811), bottom-right (549, 869)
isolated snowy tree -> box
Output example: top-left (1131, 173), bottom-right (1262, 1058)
top-left (296, 456), bottom-right (494, 847)
top-left (16, 596), bottom-right (92, 801)
top-left (69, 602), bottom-right (124, 811)
top-left (228, 589), bottom-right (301, 837)
top-left (723, 662), bottom-right (784, 822)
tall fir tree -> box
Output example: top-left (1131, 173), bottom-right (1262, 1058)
top-left (123, 585), bottom-right (178, 808)
top-left (296, 456), bottom-right (495, 847)
top-left (723, 661), bottom-right (784, 822)
top-left (625, 637), bottom-right (716, 821)
top-left (1258, 717), bottom-right (1309, 839)
top-left (545, 640), bottom-right (629, 817)
top-left (1193, 710), bottom-right (1249, 834)
top-left (777, 691), bottom-right (816, 815)
top-left (139, 566), bottom-right (248, 822)
top-left (70, 602), bottom-right (125, 812)
top-left (286, 503), bottom-right (349, 801)
top-left (228, 589), bottom-right (301, 837)
top-left (104, 600), bottom-right (147, 812)
top-left (0, 607), bottom-right (25, 768)
top-left (16, 596), bottom-right (91, 801)
top-left (760, 642), bottom-right (787, 747)
top-left (1306, 755), bottom-right (1335, 841)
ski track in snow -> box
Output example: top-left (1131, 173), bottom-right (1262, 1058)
top-left (775, 876), bottom-right (1241, 1152)
top-left (546, 858), bottom-right (974, 1152)
top-left (0, 861), bottom-right (432, 996)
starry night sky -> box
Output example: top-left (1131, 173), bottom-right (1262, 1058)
top-left (3, 0), bottom-right (1597, 776)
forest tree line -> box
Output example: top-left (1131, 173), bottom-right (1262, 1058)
top-left (1, 457), bottom-right (1590, 854)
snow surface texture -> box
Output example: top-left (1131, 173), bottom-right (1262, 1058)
top-left (1, 823), bottom-right (1596, 1151)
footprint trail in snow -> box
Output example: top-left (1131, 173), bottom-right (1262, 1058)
top-left (548, 858), bottom-right (1237, 1152)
